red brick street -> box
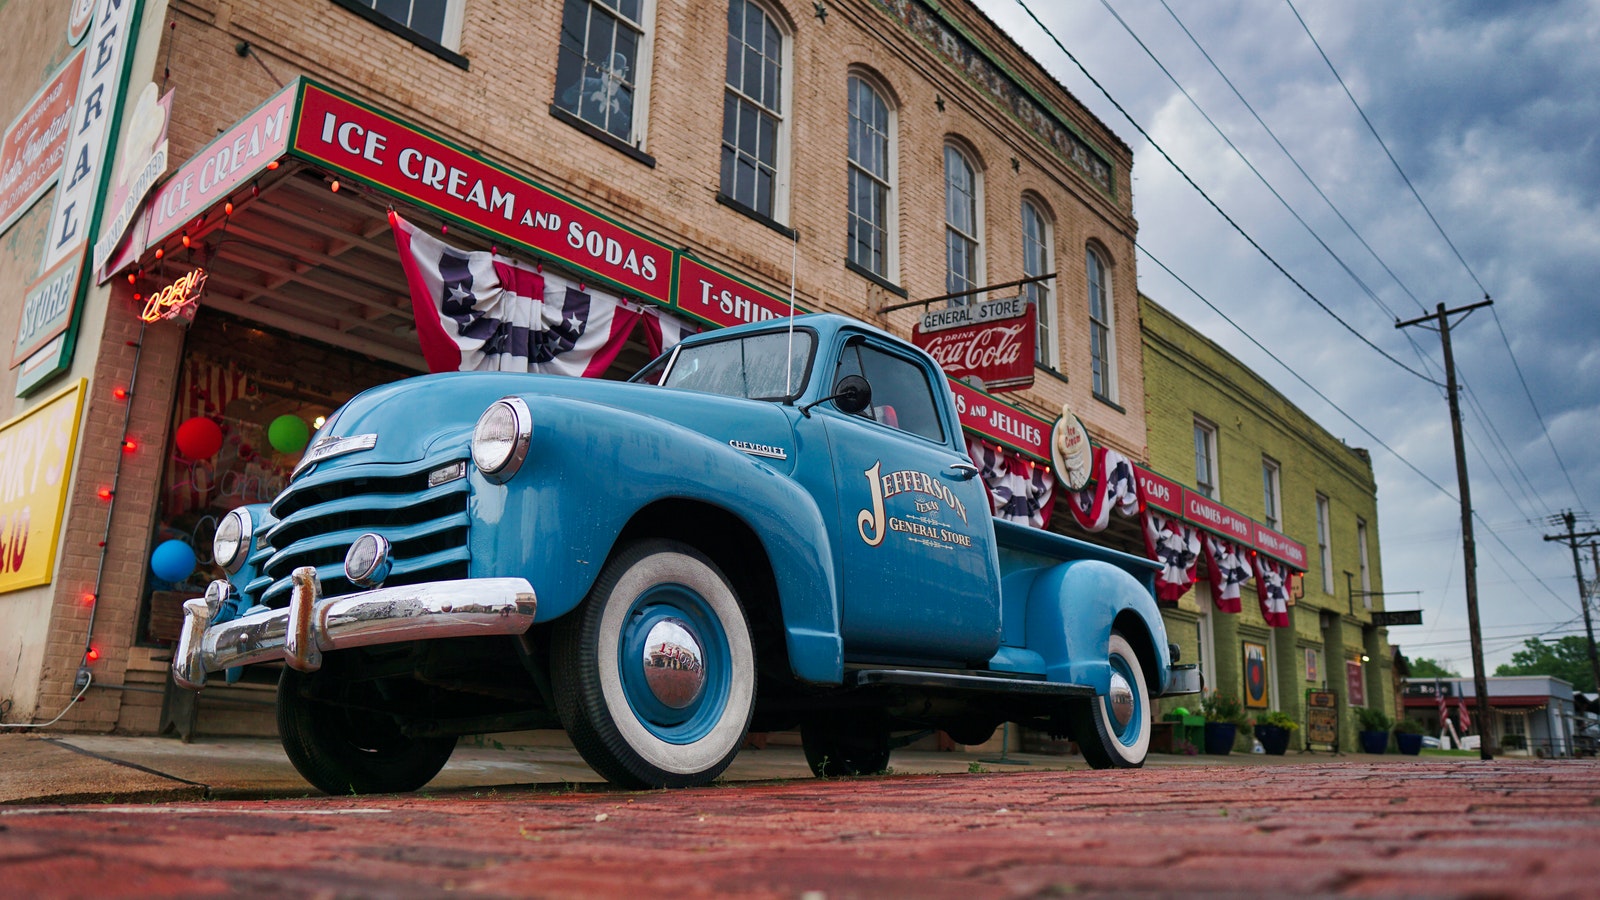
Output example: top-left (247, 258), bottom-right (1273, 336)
top-left (3, 759), bottom-right (1597, 898)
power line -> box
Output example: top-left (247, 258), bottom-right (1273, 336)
top-left (1488, 306), bottom-right (1586, 508)
top-left (1007, 0), bottom-right (1442, 386)
top-left (1282, 0), bottom-right (1489, 299)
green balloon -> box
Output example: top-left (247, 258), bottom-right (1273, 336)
top-left (268, 414), bottom-right (310, 454)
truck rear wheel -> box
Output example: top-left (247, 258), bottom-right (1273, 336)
top-left (553, 539), bottom-right (755, 788)
top-left (277, 667), bottom-right (457, 794)
top-left (1072, 631), bottom-right (1151, 769)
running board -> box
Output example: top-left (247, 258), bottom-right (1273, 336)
top-left (847, 669), bottom-right (1095, 698)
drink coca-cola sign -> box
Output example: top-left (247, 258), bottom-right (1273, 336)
top-left (913, 296), bottom-right (1035, 392)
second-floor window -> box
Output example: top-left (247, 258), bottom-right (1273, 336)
top-left (1357, 518), bottom-right (1371, 606)
top-left (1262, 457), bottom-right (1281, 530)
top-left (1316, 493), bottom-right (1334, 593)
top-left (555, 0), bottom-right (648, 145)
top-left (847, 75), bottom-right (893, 278)
top-left (1088, 245), bottom-right (1114, 399)
top-left (1194, 418), bottom-right (1218, 499)
top-left (1022, 199), bottom-right (1053, 366)
top-left (944, 144), bottom-right (981, 306)
top-left (721, 0), bottom-right (787, 221)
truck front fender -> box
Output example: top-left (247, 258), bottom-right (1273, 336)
top-left (469, 395), bottom-right (843, 684)
top-left (1025, 559), bottom-right (1172, 695)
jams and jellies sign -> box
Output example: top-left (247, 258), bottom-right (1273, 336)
top-left (0, 380), bottom-right (86, 593)
top-left (913, 296), bottom-right (1035, 392)
top-left (948, 378), bottom-right (1050, 461)
top-left (291, 83), bottom-right (673, 305)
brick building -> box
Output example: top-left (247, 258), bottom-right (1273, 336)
top-left (1, 0), bottom-right (1145, 735)
top-left (1141, 295), bottom-right (1394, 752)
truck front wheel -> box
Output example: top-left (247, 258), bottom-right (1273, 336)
top-left (553, 539), bottom-right (755, 788)
top-left (277, 667), bottom-right (457, 794)
top-left (1071, 631), bottom-right (1151, 768)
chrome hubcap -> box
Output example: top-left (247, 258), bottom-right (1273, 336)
top-left (640, 617), bottom-right (705, 710)
top-left (1108, 669), bottom-right (1135, 730)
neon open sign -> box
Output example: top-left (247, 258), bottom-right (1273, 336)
top-left (140, 268), bottom-right (205, 323)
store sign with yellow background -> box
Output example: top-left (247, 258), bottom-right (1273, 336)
top-left (0, 380), bottom-right (85, 592)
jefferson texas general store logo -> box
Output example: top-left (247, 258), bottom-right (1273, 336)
top-left (856, 462), bottom-right (971, 551)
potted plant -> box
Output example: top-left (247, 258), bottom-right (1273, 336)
top-left (1253, 710), bottom-right (1299, 756)
top-left (1200, 691), bottom-right (1247, 755)
top-left (1357, 707), bottom-right (1393, 754)
top-left (1394, 717), bottom-right (1426, 755)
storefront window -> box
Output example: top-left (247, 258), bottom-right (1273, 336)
top-left (137, 311), bottom-right (415, 646)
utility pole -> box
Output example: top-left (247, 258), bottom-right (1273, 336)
top-left (1397, 299), bottom-right (1494, 759)
top-left (1543, 512), bottom-right (1600, 694)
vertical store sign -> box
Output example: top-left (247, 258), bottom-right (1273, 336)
top-left (0, 380), bottom-right (86, 593)
top-left (17, 0), bottom-right (141, 396)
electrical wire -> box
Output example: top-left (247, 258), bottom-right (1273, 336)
top-left (1007, 0), bottom-right (1442, 386)
top-left (0, 673), bottom-right (94, 729)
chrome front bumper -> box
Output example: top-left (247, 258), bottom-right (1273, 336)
top-left (1161, 663), bottom-right (1203, 696)
top-left (172, 567), bottom-right (537, 690)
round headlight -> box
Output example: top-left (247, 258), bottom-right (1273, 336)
top-left (213, 508), bottom-right (253, 573)
top-left (471, 397), bottom-right (531, 482)
top-left (344, 533), bottom-right (392, 587)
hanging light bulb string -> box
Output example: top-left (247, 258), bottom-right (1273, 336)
top-left (80, 318), bottom-right (150, 693)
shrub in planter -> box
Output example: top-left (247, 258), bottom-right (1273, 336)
top-left (1394, 717), bottom-right (1426, 755)
top-left (1200, 691), bottom-right (1248, 755)
top-left (1356, 707), bottom-right (1393, 754)
top-left (1253, 710), bottom-right (1299, 756)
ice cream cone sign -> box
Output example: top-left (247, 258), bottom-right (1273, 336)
top-left (1051, 402), bottom-right (1093, 490)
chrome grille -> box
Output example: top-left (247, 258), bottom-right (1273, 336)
top-left (259, 456), bottom-right (470, 608)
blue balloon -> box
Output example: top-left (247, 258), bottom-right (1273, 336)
top-left (150, 539), bottom-right (197, 583)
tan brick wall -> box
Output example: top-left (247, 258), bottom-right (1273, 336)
top-left (15, 0), bottom-right (1150, 729)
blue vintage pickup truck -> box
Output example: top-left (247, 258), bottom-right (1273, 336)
top-left (175, 313), bottom-right (1198, 793)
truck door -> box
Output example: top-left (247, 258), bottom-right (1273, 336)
top-left (819, 334), bottom-right (1001, 664)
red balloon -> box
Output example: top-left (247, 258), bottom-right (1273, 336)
top-left (175, 416), bottom-right (223, 459)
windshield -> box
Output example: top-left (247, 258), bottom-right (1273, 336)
top-left (658, 330), bottom-right (814, 401)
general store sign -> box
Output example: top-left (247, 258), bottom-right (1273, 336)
top-left (0, 380), bottom-right (86, 593)
top-left (290, 82), bottom-right (672, 305)
top-left (0, 48), bottom-right (84, 237)
top-left (11, 257), bottom-right (81, 368)
top-left (913, 296), bottom-right (1034, 392)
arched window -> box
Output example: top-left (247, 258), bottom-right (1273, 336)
top-left (1022, 199), bottom-right (1053, 366)
top-left (721, 0), bottom-right (789, 221)
top-left (944, 144), bottom-right (982, 306)
top-left (847, 74), bottom-right (895, 279)
top-left (1087, 244), bottom-right (1115, 398)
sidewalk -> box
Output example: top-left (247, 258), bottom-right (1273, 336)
top-left (0, 730), bottom-right (1461, 805)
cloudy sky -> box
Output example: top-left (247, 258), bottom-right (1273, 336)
top-left (971, 0), bottom-right (1600, 674)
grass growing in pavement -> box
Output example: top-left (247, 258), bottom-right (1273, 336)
top-left (1420, 748), bottom-right (1479, 757)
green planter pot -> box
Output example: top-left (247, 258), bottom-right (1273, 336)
top-left (1254, 724), bottom-right (1291, 755)
top-left (1204, 722), bottom-right (1238, 755)
top-left (1359, 730), bottom-right (1389, 754)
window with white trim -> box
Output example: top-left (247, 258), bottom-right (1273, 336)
top-left (1262, 457), bottom-right (1282, 531)
top-left (847, 74), bottom-right (895, 278)
top-left (1194, 417), bottom-right (1218, 499)
top-left (1088, 245), bottom-right (1115, 399)
top-left (721, 0), bottom-right (789, 221)
top-left (555, 0), bottom-right (651, 145)
top-left (1316, 493), bottom-right (1334, 593)
top-left (1022, 199), bottom-right (1053, 366)
top-left (944, 143), bottom-right (982, 306)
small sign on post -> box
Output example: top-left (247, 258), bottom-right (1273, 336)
top-left (1370, 610), bottom-right (1423, 627)
top-left (1306, 689), bottom-right (1338, 750)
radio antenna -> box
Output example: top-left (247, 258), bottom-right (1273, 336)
top-left (785, 228), bottom-right (798, 397)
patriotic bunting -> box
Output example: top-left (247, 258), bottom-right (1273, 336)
top-left (1142, 511), bottom-right (1201, 603)
top-left (1200, 532), bottom-right (1250, 614)
top-left (1066, 447), bottom-right (1139, 532)
top-left (391, 213), bottom-right (693, 375)
top-left (1252, 552), bottom-right (1291, 627)
top-left (967, 437), bottom-right (1055, 528)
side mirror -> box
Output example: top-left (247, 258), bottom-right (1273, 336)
top-left (831, 375), bottom-right (872, 415)
top-left (798, 374), bottom-right (873, 417)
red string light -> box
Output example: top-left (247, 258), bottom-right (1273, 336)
top-left (330, 179), bottom-right (340, 192)
top-left (266, 160), bottom-right (279, 170)
top-left (85, 647), bottom-right (100, 663)
top-left (96, 487), bottom-right (113, 501)
top-left (112, 387), bottom-right (128, 400)
top-left (224, 201), bottom-right (233, 216)
top-left (122, 439), bottom-right (137, 453)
